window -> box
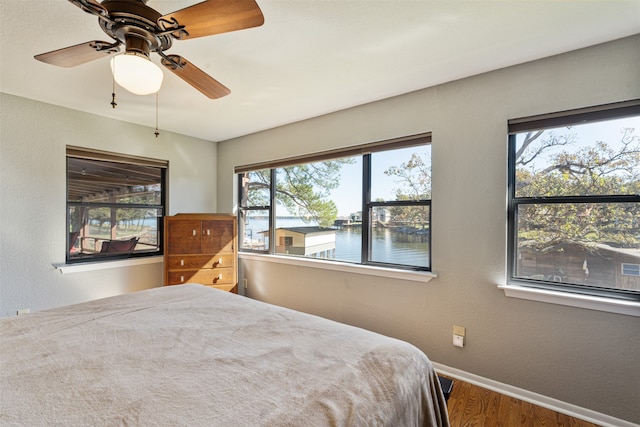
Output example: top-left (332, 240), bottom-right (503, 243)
top-left (622, 264), bottom-right (640, 277)
top-left (237, 134), bottom-right (431, 271)
top-left (507, 101), bottom-right (640, 301)
top-left (66, 146), bottom-right (167, 263)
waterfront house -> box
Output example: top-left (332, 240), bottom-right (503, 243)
top-left (275, 227), bottom-right (336, 258)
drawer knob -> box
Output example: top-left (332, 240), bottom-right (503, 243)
top-left (180, 259), bottom-right (184, 266)
top-left (180, 275), bottom-right (184, 283)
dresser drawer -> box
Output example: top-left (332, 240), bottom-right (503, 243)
top-left (166, 254), bottom-right (234, 270)
top-left (167, 268), bottom-right (235, 286)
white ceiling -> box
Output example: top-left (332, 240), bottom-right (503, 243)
top-left (1, 1), bottom-right (639, 142)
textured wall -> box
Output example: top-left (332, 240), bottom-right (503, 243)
top-left (217, 36), bottom-right (640, 424)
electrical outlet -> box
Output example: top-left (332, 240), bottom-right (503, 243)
top-left (243, 278), bottom-right (248, 289)
top-left (453, 325), bottom-right (465, 348)
top-left (17, 308), bottom-right (30, 316)
top-left (453, 334), bottom-right (464, 348)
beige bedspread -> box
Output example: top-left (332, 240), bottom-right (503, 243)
top-left (1, 284), bottom-right (449, 426)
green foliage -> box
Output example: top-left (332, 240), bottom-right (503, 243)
top-left (242, 169), bottom-right (271, 206)
top-left (384, 153), bottom-right (431, 200)
top-left (516, 128), bottom-right (640, 197)
top-left (383, 152), bottom-right (431, 226)
top-left (516, 126), bottom-right (640, 250)
top-left (242, 159), bottom-right (354, 227)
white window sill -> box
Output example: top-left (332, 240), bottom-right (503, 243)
top-left (239, 252), bottom-right (437, 283)
top-left (53, 256), bottom-right (163, 274)
top-left (499, 283), bottom-right (640, 317)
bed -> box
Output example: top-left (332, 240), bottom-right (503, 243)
top-left (1, 284), bottom-right (449, 426)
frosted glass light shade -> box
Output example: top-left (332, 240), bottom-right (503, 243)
top-left (110, 53), bottom-right (163, 95)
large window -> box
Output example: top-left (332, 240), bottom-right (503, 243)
top-left (237, 134), bottom-right (431, 271)
top-left (66, 147), bottom-right (167, 263)
top-left (507, 101), bottom-right (640, 301)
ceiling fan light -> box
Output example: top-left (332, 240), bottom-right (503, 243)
top-left (110, 53), bottom-right (163, 95)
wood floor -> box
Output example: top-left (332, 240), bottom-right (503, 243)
top-left (442, 377), bottom-right (601, 427)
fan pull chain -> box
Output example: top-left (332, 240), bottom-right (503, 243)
top-left (154, 92), bottom-right (160, 138)
top-left (110, 63), bottom-right (117, 109)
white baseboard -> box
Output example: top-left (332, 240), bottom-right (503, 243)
top-left (432, 362), bottom-right (637, 427)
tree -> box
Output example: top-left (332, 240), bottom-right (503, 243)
top-left (241, 159), bottom-right (353, 227)
top-left (383, 152), bottom-right (432, 228)
top-left (384, 153), bottom-right (432, 201)
top-left (515, 126), bottom-right (640, 250)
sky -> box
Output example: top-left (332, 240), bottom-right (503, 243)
top-left (327, 145), bottom-right (431, 217)
top-left (515, 116), bottom-right (640, 174)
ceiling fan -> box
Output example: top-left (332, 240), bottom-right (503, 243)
top-left (34, 0), bottom-right (264, 98)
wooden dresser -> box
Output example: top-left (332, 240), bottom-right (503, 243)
top-left (163, 213), bottom-right (238, 293)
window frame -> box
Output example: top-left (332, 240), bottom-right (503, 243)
top-left (236, 133), bottom-right (432, 272)
top-left (507, 100), bottom-right (640, 302)
top-left (66, 146), bottom-right (167, 264)
top-left (622, 263), bottom-right (640, 277)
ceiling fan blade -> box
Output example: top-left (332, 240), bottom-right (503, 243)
top-left (34, 41), bottom-right (120, 68)
top-left (159, 0), bottom-right (264, 40)
top-left (160, 55), bottom-right (230, 99)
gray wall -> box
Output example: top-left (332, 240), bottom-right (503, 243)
top-left (217, 35), bottom-right (640, 423)
top-left (0, 94), bottom-right (218, 316)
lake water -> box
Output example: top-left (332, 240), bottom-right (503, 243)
top-left (243, 217), bottom-right (430, 268)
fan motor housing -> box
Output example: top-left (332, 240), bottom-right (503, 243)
top-left (99, 0), bottom-right (172, 53)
